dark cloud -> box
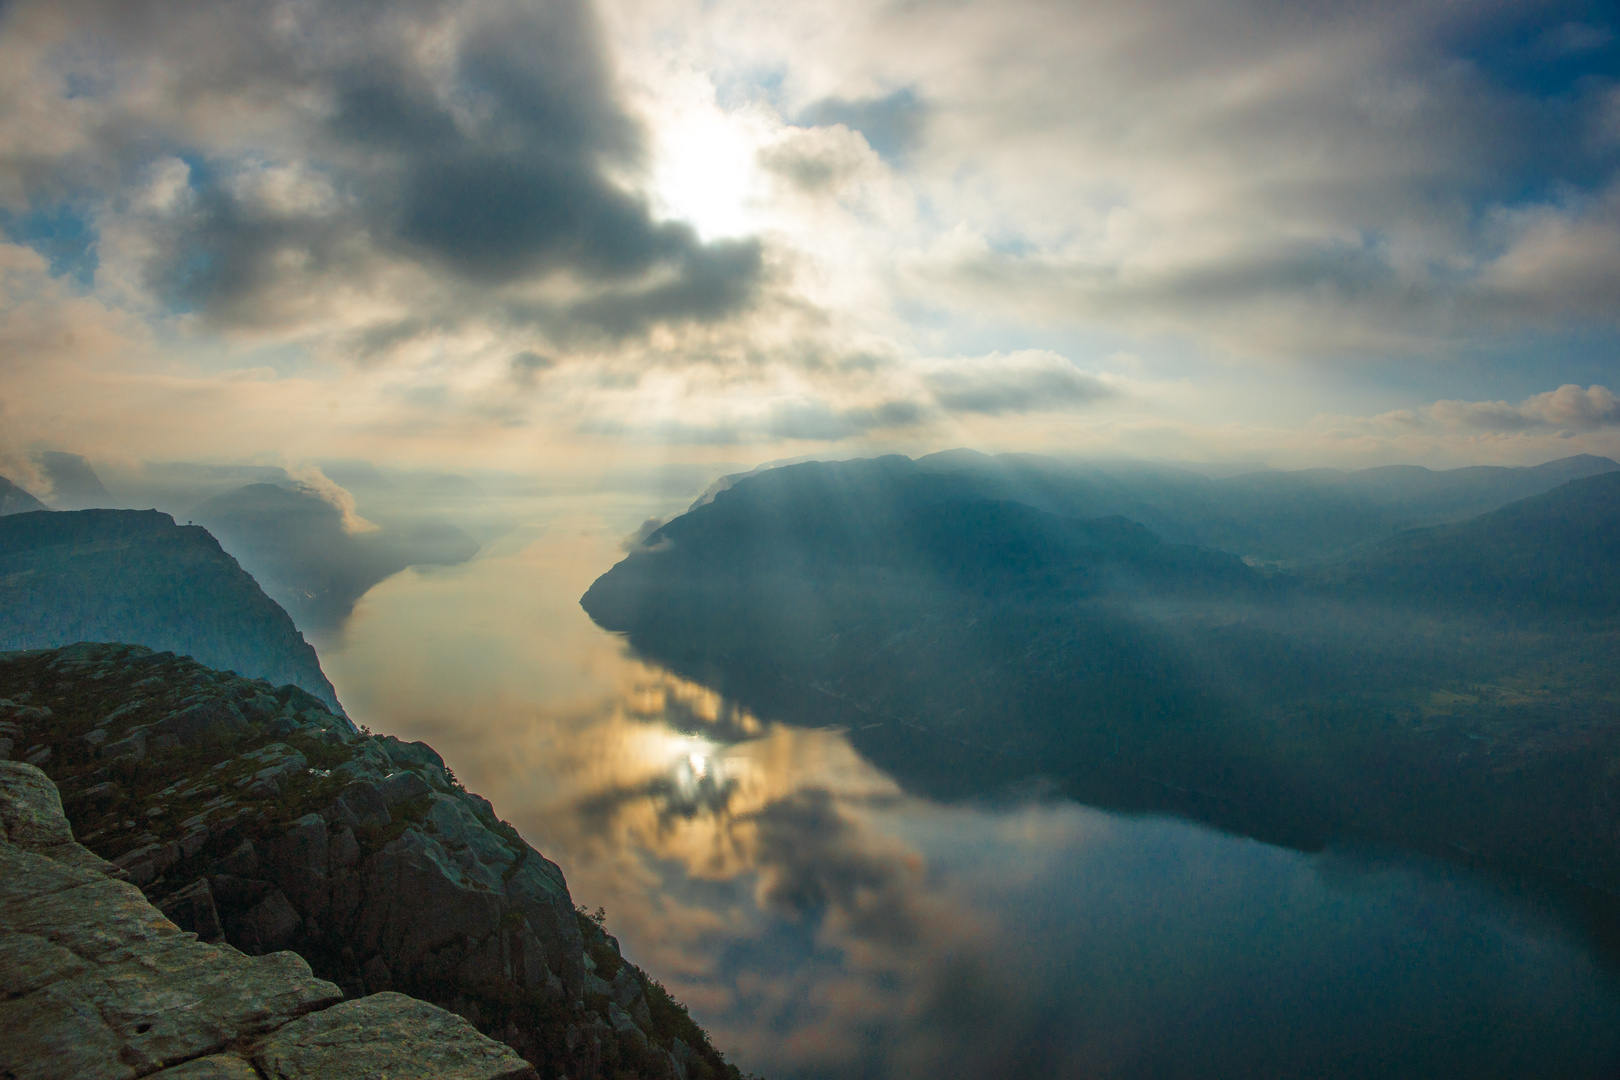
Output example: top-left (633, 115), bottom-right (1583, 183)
top-left (747, 787), bottom-right (924, 947)
top-left (510, 351), bottom-right (554, 385)
top-left (565, 239), bottom-right (766, 338)
top-left (578, 396), bottom-right (924, 444)
top-left (925, 358), bottom-right (1114, 415)
top-left (796, 88), bottom-right (928, 162)
top-left (765, 398), bottom-right (924, 440)
top-left (18, 0), bottom-right (766, 337)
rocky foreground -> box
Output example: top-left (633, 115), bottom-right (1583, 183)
top-left (0, 643), bottom-right (739, 1080)
top-left (0, 757), bottom-right (535, 1079)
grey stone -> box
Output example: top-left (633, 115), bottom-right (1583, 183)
top-left (355, 829), bottom-right (504, 984)
top-left (114, 840), bottom-right (181, 888)
top-left (154, 698), bottom-right (249, 745)
top-left (103, 728), bottom-right (148, 761)
top-left (362, 954), bottom-right (392, 994)
top-left (378, 769), bottom-right (433, 808)
top-left (328, 825), bottom-right (360, 870)
top-left (160, 878), bottom-right (223, 941)
top-left (378, 736), bottom-right (446, 772)
top-left (0, 932), bottom-right (93, 1000)
top-left (610, 967), bottom-right (652, 1027)
top-left (262, 813), bottom-right (329, 918)
top-left (0, 768), bottom-right (342, 1080)
top-left (0, 761), bottom-right (76, 847)
top-left (251, 992), bottom-right (537, 1080)
top-left (334, 780), bottom-right (390, 828)
top-left (607, 1001), bottom-right (648, 1048)
top-left (150, 1054), bottom-right (262, 1079)
top-left (234, 889), bottom-right (302, 954)
top-left (214, 839), bottom-right (259, 877)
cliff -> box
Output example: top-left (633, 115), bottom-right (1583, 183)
top-left (0, 475), bottom-right (49, 516)
top-left (0, 510), bottom-right (343, 714)
top-left (0, 643), bottom-right (739, 1080)
top-left (0, 757), bottom-right (538, 1079)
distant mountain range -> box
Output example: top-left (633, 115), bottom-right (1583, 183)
top-left (0, 509), bottom-right (345, 714)
top-left (584, 452), bottom-right (1620, 897)
top-left (905, 449), bottom-right (1620, 562)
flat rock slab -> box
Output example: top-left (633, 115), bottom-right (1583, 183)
top-left (252, 992), bottom-right (538, 1080)
top-left (0, 763), bottom-right (342, 1080)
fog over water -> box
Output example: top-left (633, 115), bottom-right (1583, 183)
top-left (315, 492), bottom-right (1620, 1079)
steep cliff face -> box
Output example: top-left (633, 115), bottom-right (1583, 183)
top-left (0, 643), bottom-right (740, 1080)
top-left (0, 510), bottom-right (343, 714)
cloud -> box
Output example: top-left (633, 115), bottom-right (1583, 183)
top-left (794, 89), bottom-right (927, 162)
top-left (580, 393), bottom-right (926, 444)
top-left (1429, 384), bottom-right (1620, 433)
top-left (1, 0), bottom-right (768, 343)
top-left (922, 351), bottom-right (1115, 415)
top-left (746, 787), bottom-right (925, 947)
top-left (759, 124), bottom-right (883, 196)
top-left (286, 465), bottom-right (379, 534)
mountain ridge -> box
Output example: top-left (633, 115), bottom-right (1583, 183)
top-left (0, 509), bottom-right (345, 713)
top-left (582, 453), bottom-right (1620, 899)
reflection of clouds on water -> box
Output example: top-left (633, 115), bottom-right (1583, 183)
top-left (323, 514), bottom-right (1620, 1080)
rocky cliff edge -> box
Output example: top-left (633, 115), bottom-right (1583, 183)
top-left (0, 643), bottom-right (739, 1080)
top-left (0, 757), bottom-right (536, 1080)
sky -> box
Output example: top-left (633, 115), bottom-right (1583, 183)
top-left (3, 0), bottom-right (1620, 493)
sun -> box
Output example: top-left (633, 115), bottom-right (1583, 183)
top-left (649, 106), bottom-right (760, 241)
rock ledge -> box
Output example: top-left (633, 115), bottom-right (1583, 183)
top-left (0, 759), bottom-right (536, 1080)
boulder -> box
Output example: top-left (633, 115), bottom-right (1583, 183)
top-left (332, 780), bottom-right (390, 829)
top-left (378, 769), bottom-right (432, 808)
top-left (261, 813), bottom-right (329, 919)
top-left (232, 889), bottom-right (303, 955)
top-left (153, 698), bottom-right (249, 745)
top-left (250, 992), bottom-right (537, 1080)
top-left (159, 877), bottom-right (223, 941)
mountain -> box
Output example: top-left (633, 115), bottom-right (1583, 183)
top-left (583, 454), bottom-right (1620, 896)
top-left (0, 509), bottom-right (345, 713)
top-left (0, 643), bottom-right (740, 1080)
top-left (35, 450), bottom-right (113, 509)
top-left (907, 449), bottom-right (1620, 562)
top-left (193, 482), bottom-right (481, 632)
top-left (0, 475), bottom-right (48, 516)
top-left (1316, 470), bottom-right (1620, 614)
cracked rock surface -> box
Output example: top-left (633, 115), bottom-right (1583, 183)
top-left (0, 759), bottom-right (535, 1080)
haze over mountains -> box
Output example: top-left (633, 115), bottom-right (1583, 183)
top-left (0, 508), bottom-right (346, 713)
top-left (0, 456), bottom-right (482, 633)
top-left (584, 451), bottom-right (1620, 897)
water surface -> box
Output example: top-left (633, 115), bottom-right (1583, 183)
top-left (316, 493), bottom-right (1620, 1079)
